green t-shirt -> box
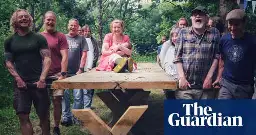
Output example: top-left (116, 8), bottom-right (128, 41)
top-left (4, 31), bottom-right (48, 82)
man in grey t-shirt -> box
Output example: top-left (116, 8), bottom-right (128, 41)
top-left (61, 19), bottom-right (89, 126)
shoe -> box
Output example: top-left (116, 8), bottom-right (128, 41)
top-left (127, 57), bottom-right (134, 72)
top-left (53, 127), bottom-right (60, 135)
top-left (73, 117), bottom-right (82, 125)
top-left (113, 57), bottom-right (128, 73)
top-left (61, 119), bottom-right (73, 127)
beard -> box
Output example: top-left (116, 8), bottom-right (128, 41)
top-left (16, 23), bottom-right (30, 32)
top-left (192, 21), bottom-right (205, 29)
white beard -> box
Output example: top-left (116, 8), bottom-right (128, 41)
top-left (193, 22), bottom-right (205, 29)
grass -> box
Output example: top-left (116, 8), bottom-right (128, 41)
top-left (1, 90), bottom-right (166, 135)
top-left (0, 54), bottom-right (164, 135)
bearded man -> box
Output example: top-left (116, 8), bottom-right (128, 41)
top-left (173, 6), bottom-right (220, 99)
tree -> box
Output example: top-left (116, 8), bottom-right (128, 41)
top-left (17, 0), bottom-right (52, 32)
top-left (219, 0), bottom-right (239, 28)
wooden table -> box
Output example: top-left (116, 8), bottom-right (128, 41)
top-left (52, 63), bottom-right (177, 135)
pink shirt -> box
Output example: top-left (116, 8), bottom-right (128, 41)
top-left (104, 33), bottom-right (130, 47)
top-left (41, 32), bottom-right (68, 75)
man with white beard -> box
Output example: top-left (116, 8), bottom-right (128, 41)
top-left (173, 6), bottom-right (220, 99)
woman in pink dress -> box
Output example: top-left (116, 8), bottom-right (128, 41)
top-left (96, 19), bottom-right (133, 72)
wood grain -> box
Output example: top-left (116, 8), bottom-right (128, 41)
top-left (52, 63), bottom-right (177, 90)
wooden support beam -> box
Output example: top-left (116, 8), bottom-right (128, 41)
top-left (111, 105), bottom-right (148, 135)
top-left (72, 109), bottom-right (112, 135)
top-left (97, 91), bottom-right (127, 126)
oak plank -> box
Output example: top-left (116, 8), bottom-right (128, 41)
top-left (111, 105), bottom-right (148, 135)
top-left (72, 109), bottom-right (112, 135)
top-left (52, 63), bottom-right (177, 90)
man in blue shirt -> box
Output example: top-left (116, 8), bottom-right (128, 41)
top-left (213, 9), bottom-right (256, 99)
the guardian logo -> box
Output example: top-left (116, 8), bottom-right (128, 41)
top-left (168, 102), bottom-right (243, 127)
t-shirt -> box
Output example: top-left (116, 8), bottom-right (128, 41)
top-left (163, 44), bottom-right (178, 79)
top-left (220, 33), bottom-right (256, 85)
top-left (4, 32), bottom-right (48, 82)
top-left (85, 38), bottom-right (94, 70)
top-left (41, 32), bottom-right (68, 75)
top-left (66, 35), bottom-right (88, 74)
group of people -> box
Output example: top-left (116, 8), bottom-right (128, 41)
top-left (4, 8), bottom-right (135, 135)
top-left (3, 5), bottom-right (256, 135)
top-left (158, 6), bottom-right (256, 100)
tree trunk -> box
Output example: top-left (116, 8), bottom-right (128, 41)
top-left (98, 0), bottom-right (103, 48)
top-left (219, 0), bottom-right (239, 33)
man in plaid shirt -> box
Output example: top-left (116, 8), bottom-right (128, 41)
top-left (173, 6), bottom-right (220, 99)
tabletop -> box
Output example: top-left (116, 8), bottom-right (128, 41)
top-left (52, 63), bottom-right (178, 90)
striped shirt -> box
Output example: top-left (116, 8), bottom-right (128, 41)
top-left (173, 27), bottom-right (220, 86)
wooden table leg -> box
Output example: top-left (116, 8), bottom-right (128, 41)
top-left (97, 89), bottom-right (150, 127)
top-left (72, 105), bottom-right (148, 135)
top-left (72, 109), bottom-right (112, 135)
top-left (111, 105), bottom-right (148, 135)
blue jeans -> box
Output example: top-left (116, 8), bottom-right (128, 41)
top-left (62, 89), bottom-right (94, 121)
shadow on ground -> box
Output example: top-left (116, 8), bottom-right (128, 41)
top-left (130, 91), bottom-right (165, 135)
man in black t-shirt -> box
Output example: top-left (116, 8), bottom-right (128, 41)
top-left (4, 9), bottom-right (51, 135)
top-left (213, 9), bottom-right (256, 99)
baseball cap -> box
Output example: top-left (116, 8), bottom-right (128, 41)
top-left (191, 6), bottom-right (208, 15)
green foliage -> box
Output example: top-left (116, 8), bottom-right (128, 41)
top-left (1, 0), bottom-right (256, 134)
top-left (0, 107), bottom-right (19, 135)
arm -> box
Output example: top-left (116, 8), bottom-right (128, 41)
top-left (203, 59), bottom-right (218, 89)
top-left (4, 53), bottom-right (26, 88)
top-left (101, 34), bottom-right (115, 56)
top-left (59, 49), bottom-right (68, 79)
top-left (101, 43), bottom-right (114, 56)
top-left (173, 30), bottom-right (190, 89)
top-left (36, 49), bottom-right (51, 88)
top-left (176, 62), bottom-right (191, 89)
top-left (77, 51), bottom-right (87, 74)
top-left (212, 56), bottom-right (224, 88)
top-left (4, 37), bottom-right (26, 88)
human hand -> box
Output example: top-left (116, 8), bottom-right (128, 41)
top-left (35, 79), bottom-right (46, 88)
top-left (212, 78), bottom-right (221, 89)
top-left (15, 77), bottom-right (27, 89)
top-left (76, 69), bottom-right (83, 75)
top-left (58, 75), bottom-right (66, 80)
top-left (178, 77), bottom-right (191, 90)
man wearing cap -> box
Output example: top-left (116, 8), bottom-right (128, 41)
top-left (173, 6), bottom-right (220, 99)
top-left (213, 9), bottom-right (256, 99)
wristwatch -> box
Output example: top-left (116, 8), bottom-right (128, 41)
top-left (61, 72), bottom-right (67, 76)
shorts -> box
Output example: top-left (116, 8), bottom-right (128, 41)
top-left (46, 77), bottom-right (64, 97)
top-left (13, 82), bottom-right (50, 118)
